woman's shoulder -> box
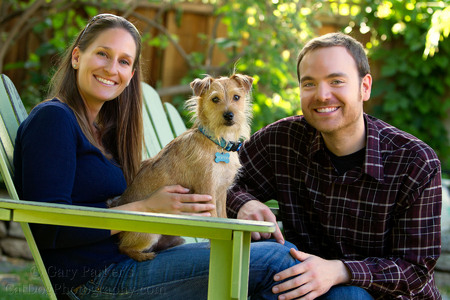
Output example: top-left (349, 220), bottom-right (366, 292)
top-left (30, 98), bottom-right (75, 117)
top-left (18, 98), bottom-right (80, 138)
top-left (25, 98), bottom-right (77, 125)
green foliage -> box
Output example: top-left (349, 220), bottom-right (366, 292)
top-left (349, 1), bottom-right (450, 171)
top-left (178, 0), bottom-right (316, 132)
top-left (3, 0), bottom-right (449, 171)
top-left (3, 2), bottom-right (100, 110)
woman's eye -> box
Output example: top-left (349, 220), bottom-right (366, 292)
top-left (97, 51), bottom-right (107, 57)
top-left (212, 97), bottom-right (220, 103)
top-left (233, 95), bottom-right (240, 101)
top-left (120, 59), bottom-right (130, 66)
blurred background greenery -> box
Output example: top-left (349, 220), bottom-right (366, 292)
top-left (0, 0), bottom-right (449, 173)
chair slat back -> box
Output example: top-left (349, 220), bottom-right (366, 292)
top-left (142, 82), bottom-right (175, 147)
top-left (164, 102), bottom-right (187, 136)
top-left (0, 74), bottom-right (57, 300)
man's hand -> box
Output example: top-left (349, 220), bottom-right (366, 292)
top-left (237, 200), bottom-right (284, 244)
top-left (272, 249), bottom-right (351, 299)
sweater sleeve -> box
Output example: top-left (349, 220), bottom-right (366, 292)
top-left (15, 103), bottom-right (113, 249)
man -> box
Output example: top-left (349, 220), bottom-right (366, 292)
top-left (228, 32), bottom-right (442, 299)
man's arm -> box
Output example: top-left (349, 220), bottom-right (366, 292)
top-left (344, 168), bottom-right (442, 298)
top-left (271, 167), bottom-right (442, 299)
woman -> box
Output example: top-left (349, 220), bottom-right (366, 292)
top-left (13, 14), bottom-right (297, 299)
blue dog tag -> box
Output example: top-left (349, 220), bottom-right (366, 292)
top-left (215, 152), bottom-right (230, 163)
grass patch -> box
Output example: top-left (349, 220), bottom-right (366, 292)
top-left (0, 263), bottom-right (47, 300)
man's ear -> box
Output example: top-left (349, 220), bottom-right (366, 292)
top-left (361, 74), bottom-right (372, 102)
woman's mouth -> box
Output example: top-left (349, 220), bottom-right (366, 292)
top-left (95, 76), bottom-right (116, 86)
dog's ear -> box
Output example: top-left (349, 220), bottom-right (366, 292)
top-left (231, 74), bottom-right (254, 93)
top-left (190, 76), bottom-right (214, 96)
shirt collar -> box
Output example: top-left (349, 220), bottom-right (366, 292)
top-left (307, 114), bottom-right (385, 182)
top-left (364, 114), bottom-right (385, 182)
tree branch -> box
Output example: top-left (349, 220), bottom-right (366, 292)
top-left (0, 0), bottom-right (47, 72)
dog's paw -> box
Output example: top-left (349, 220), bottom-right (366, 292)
top-left (106, 196), bottom-right (121, 208)
top-left (123, 249), bottom-right (157, 262)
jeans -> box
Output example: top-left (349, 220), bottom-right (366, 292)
top-left (66, 240), bottom-right (298, 299)
top-left (318, 285), bottom-right (374, 300)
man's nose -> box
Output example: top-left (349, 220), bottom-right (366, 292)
top-left (316, 83), bottom-right (331, 101)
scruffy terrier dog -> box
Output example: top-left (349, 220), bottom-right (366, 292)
top-left (114, 74), bottom-right (254, 261)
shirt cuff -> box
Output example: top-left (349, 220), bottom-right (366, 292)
top-left (227, 191), bottom-right (255, 219)
top-left (342, 260), bottom-right (372, 288)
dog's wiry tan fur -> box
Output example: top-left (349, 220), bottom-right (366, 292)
top-left (114, 74), bottom-right (254, 261)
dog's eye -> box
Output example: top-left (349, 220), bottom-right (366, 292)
top-left (233, 95), bottom-right (240, 101)
top-left (212, 97), bottom-right (220, 103)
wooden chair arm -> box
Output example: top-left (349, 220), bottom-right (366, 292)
top-left (0, 198), bottom-right (275, 238)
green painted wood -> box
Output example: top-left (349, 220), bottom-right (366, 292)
top-left (164, 102), bottom-right (187, 137)
top-left (0, 75), bottom-right (27, 123)
top-left (0, 208), bottom-right (11, 221)
top-left (0, 199), bottom-right (273, 237)
top-left (208, 238), bottom-right (234, 299)
top-left (19, 222), bottom-right (57, 300)
top-left (142, 103), bottom-right (163, 158)
top-left (231, 231), bottom-right (251, 299)
top-left (0, 74), bottom-right (56, 300)
top-left (142, 82), bottom-right (173, 147)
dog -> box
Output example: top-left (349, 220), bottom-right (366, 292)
top-left (112, 74), bottom-right (254, 261)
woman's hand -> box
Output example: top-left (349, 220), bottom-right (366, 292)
top-left (109, 185), bottom-right (214, 235)
top-left (140, 185), bottom-right (215, 216)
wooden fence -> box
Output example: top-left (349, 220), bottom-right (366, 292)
top-left (1, 2), bottom-right (233, 100)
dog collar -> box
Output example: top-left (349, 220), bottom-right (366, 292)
top-left (198, 126), bottom-right (242, 152)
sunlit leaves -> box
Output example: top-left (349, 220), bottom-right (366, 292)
top-left (424, 6), bottom-right (450, 58)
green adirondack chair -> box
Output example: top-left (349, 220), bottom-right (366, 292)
top-left (0, 74), bottom-right (275, 300)
top-left (141, 81), bottom-right (187, 158)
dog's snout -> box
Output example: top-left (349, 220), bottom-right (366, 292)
top-left (223, 112), bottom-right (234, 121)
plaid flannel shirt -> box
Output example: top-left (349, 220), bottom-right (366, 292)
top-left (227, 114), bottom-right (442, 299)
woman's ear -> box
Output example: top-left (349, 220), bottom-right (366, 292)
top-left (72, 47), bottom-right (80, 69)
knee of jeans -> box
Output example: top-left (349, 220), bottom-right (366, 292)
top-left (320, 286), bottom-right (374, 300)
top-left (283, 240), bottom-right (298, 251)
top-left (251, 241), bottom-right (299, 270)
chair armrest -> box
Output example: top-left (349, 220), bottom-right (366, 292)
top-left (0, 198), bottom-right (275, 240)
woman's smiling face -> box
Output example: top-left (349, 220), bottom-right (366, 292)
top-left (72, 27), bottom-right (136, 106)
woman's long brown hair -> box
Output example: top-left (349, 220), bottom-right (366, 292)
top-left (49, 14), bottom-right (143, 184)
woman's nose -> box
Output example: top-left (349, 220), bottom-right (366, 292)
top-left (104, 60), bottom-right (118, 75)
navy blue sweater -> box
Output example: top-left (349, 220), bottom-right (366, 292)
top-left (13, 99), bottom-right (128, 294)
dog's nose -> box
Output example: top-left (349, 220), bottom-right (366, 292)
top-left (223, 112), bottom-right (234, 121)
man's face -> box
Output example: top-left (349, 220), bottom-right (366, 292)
top-left (299, 46), bottom-right (371, 137)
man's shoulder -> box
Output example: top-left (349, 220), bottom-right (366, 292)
top-left (260, 115), bottom-right (311, 134)
top-left (367, 115), bottom-right (440, 168)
